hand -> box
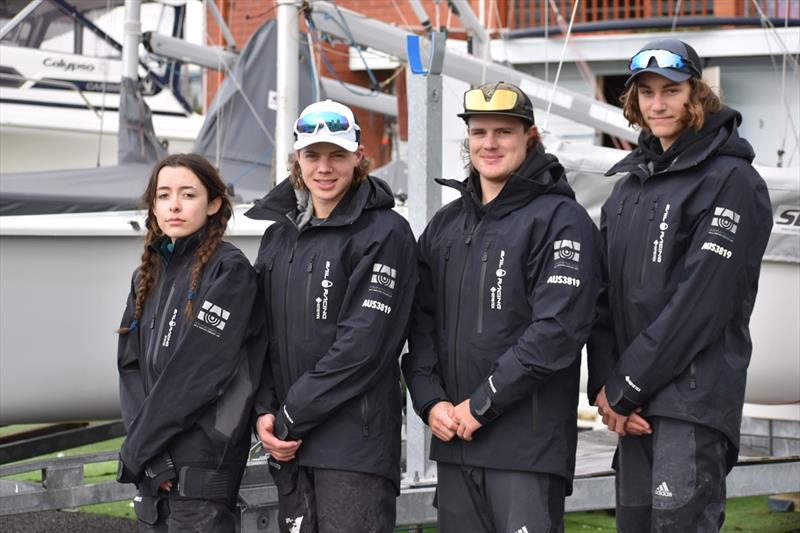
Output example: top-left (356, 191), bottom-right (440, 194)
top-left (159, 480), bottom-right (173, 491)
top-left (624, 410), bottom-right (652, 436)
top-left (427, 401), bottom-right (458, 442)
top-left (595, 386), bottom-right (630, 436)
top-left (452, 399), bottom-right (482, 442)
top-left (256, 413), bottom-right (302, 461)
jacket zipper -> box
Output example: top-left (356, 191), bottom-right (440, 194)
top-left (148, 283), bottom-right (176, 373)
top-left (282, 243), bottom-right (297, 385)
top-left (448, 226), bottom-right (478, 403)
top-left (689, 361), bottom-right (697, 390)
top-left (441, 244), bottom-right (451, 331)
top-left (265, 258), bottom-right (275, 328)
top-left (360, 394), bottom-right (369, 437)
top-left (476, 245), bottom-right (490, 334)
top-left (610, 199), bottom-right (625, 256)
top-left (639, 200), bottom-right (658, 286)
top-left (304, 257), bottom-right (314, 339)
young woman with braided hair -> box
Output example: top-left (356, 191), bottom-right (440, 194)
top-left (116, 153), bottom-right (267, 532)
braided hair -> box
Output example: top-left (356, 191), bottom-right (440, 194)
top-left (118, 154), bottom-right (233, 334)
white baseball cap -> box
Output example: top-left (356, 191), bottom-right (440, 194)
top-left (293, 99), bottom-right (360, 152)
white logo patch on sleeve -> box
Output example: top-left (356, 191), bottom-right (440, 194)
top-left (193, 300), bottom-right (231, 337)
top-left (369, 263), bottom-right (397, 297)
top-left (553, 240), bottom-right (581, 270)
top-left (710, 206), bottom-right (740, 241)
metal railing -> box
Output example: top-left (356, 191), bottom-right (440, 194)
top-left (502, 0), bottom-right (798, 30)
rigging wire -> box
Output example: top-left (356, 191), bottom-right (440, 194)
top-left (543, 0), bottom-right (580, 132)
top-left (390, 0), bottom-right (411, 29)
top-left (304, 9), bottom-right (382, 97)
top-left (752, 0), bottom-right (800, 166)
top-left (749, 0), bottom-right (800, 70)
top-left (670, 0), bottom-right (682, 32)
top-left (330, 1), bottom-right (382, 91)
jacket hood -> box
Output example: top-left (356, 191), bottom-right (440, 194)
top-left (437, 144), bottom-right (575, 219)
top-left (245, 175), bottom-right (395, 227)
top-left (606, 106), bottom-right (755, 178)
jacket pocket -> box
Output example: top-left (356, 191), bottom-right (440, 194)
top-left (440, 244), bottom-right (451, 331)
top-left (303, 257), bottom-right (315, 340)
top-left (476, 245), bottom-right (490, 334)
top-left (531, 391), bottom-right (539, 432)
top-left (360, 394), bottom-right (369, 437)
top-left (639, 199), bottom-right (659, 287)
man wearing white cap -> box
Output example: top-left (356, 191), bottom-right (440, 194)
top-left (246, 100), bottom-right (417, 532)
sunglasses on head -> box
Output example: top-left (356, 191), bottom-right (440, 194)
top-left (294, 111), bottom-right (358, 136)
top-left (463, 88), bottom-right (520, 113)
top-left (629, 49), bottom-right (699, 76)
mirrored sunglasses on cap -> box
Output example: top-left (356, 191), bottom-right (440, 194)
top-left (463, 88), bottom-right (520, 112)
top-left (629, 49), bottom-right (698, 75)
top-left (294, 111), bottom-right (359, 136)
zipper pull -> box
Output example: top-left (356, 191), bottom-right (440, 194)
top-left (634, 192), bottom-right (641, 205)
top-left (465, 235), bottom-right (472, 245)
top-left (649, 202), bottom-right (657, 221)
top-left (481, 247), bottom-right (489, 262)
top-left (444, 244), bottom-right (451, 261)
top-left (306, 259), bottom-right (314, 273)
top-left (150, 317), bottom-right (156, 330)
top-left (288, 247), bottom-right (295, 263)
top-left (267, 258), bottom-right (275, 272)
top-left (617, 200), bottom-right (625, 215)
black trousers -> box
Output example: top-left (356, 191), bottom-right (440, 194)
top-left (435, 462), bottom-right (566, 533)
top-left (614, 416), bottom-right (729, 533)
top-left (136, 497), bottom-right (236, 533)
top-left (269, 460), bottom-right (396, 533)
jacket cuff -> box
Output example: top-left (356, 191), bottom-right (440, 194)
top-left (469, 383), bottom-right (500, 426)
top-left (274, 404), bottom-right (297, 440)
top-left (116, 453), bottom-right (141, 484)
top-left (143, 451), bottom-right (176, 490)
top-left (604, 373), bottom-right (641, 416)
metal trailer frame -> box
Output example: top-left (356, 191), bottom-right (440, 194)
top-left (2, 439), bottom-right (799, 530)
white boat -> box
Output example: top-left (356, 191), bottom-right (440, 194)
top-left (0, 0), bottom-right (204, 172)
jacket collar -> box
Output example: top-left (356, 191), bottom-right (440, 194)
top-left (148, 227), bottom-right (206, 259)
top-left (245, 175), bottom-right (395, 228)
top-left (606, 106), bottom-right (753, 180)
top-left (437, 144), bottom-right (574, 220)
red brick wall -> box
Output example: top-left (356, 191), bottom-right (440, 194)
top-left (204, 1), bottom-right (482, 167)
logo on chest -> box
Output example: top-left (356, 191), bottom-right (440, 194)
top-left (162, 308), bottom-right (178, 347)
top-left (490, 250), bottom-right (506, 310)
top-left (315, 261), bottom-right (333, 320)
top-left (651, 203), bottom-right (671, 264)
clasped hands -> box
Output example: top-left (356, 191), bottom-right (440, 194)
top-left (428, 400), bottom-right (482, 442)
top-left (594, 386), bottom-right (651, 437)
top-left (256, 413), bottom-right (303, 461)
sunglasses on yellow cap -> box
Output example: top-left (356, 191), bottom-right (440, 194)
top-left (463, 88), bottom-right (520, 112)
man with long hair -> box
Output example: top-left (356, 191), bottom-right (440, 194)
top-left (403, 82), bottom-right (602, 533)
top-left (588, 39), bottom-right (773, 531)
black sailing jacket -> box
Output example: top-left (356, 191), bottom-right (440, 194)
top-left (402, 146), bottom-right (602, 492)
top-left (587, 107), bottom-right (773, 467)
top-left (245, 176), bottom-right (417, 491)
top-left (117, 232), bottom-right (267, 502)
